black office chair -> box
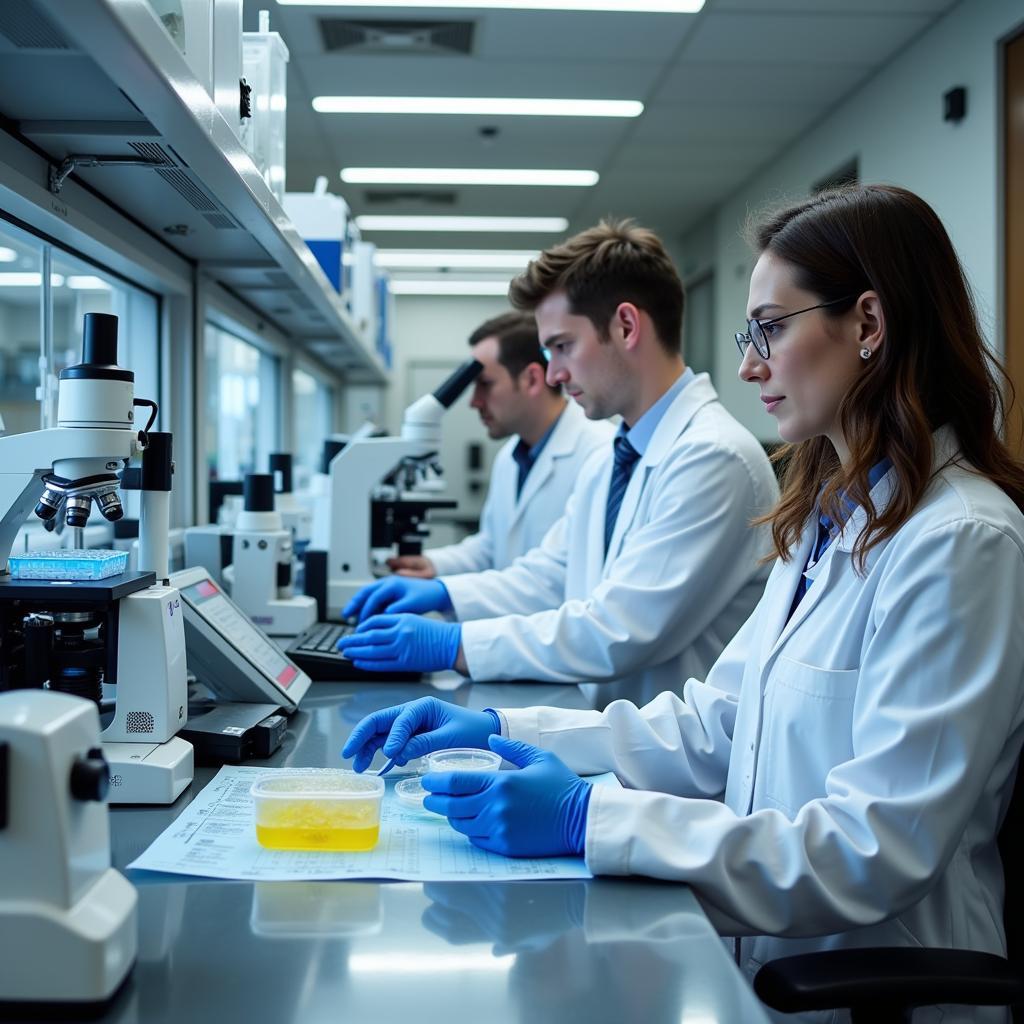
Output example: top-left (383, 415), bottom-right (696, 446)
top-left (754, 758), bottom-right (1024, 1023)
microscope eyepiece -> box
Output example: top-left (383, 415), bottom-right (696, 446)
top-left (82, 311), bottom-right (119, 367)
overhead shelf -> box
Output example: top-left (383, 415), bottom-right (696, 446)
top-left (5, 0), bottom-right (386, 383)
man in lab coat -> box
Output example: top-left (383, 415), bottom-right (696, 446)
top-left (339, 220), bottom-right (779, 708)
top-left (387, 311), bottom-right (613, 578)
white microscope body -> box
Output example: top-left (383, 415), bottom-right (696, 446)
top-left (269, 451), bottom-right (312, 551)
top-left (0, 312), bottom-right (192, 805)
top-left (0, 688), bottom-right (137, 1004)
top-left (224, 472), bottom-right (317, 637)
top-left (315, 360), bottom-right (482, 619)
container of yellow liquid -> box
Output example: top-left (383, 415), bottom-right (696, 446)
top-left (251, 771), bottom-right (385, 852)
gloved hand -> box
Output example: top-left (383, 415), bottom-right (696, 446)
top-left (386, 554), bottom-right (437, 579)
top-left (343, 577), bottom-right (452, 622)
top-left (421, 880), bottom-right (585, 955)
top-left (423, 735), bottom-right (592, 858)
top-left (336, 614), bottom-right (462, 673)
top-left (341, 695), bottom-right (499, 772)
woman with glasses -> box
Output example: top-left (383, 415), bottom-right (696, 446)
top-left (342, 185), bottom-right (1024, 1014)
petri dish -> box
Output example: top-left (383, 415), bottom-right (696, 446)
top-left (425, 748), bottom-right (502, 773)
top-left (394, 776), bottom-right (439, 814)
top-left (251, 770), bottom-right (384, 852)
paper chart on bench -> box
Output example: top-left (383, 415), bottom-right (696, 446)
top-left (127, 764), bottom-right (620, 882)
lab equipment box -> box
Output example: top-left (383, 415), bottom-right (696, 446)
top-left (242, 9), bottom-right (289, 202)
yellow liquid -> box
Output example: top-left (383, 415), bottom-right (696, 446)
top-left (256, 823), bottom-right (380, 852)
top-left (255, 798), bottom-right (381, 852)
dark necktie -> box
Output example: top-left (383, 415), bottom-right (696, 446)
top-left (511, 439), bottom-right (533, 498)
top-left (604, 435), bottom-right (641, 556)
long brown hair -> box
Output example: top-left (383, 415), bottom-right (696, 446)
top-left (749, 184), bottom-right (1024, 569)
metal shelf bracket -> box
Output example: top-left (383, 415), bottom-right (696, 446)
top-left (49, 153), bottom-right (171, 195)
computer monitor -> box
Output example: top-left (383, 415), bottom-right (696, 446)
top-left (171, 566), bottom-right (311, 711)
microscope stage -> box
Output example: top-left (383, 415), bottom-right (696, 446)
top-left (0, 570), bottom-right (156, 602)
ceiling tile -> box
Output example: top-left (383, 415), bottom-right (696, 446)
top-left (684, 10), bottom-right (933, 64)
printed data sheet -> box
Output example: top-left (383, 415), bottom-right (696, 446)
top-left (127, 765), bottom-right (617, 882)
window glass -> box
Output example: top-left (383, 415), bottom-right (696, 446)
top-left (0, 225), bottom-right (160, 437)
top-left (205, 322), bottom-right (280, 482)
top-left (292, 367), bottom-right (333, 488)
top-left (0, 224), bottom-right (44, 435)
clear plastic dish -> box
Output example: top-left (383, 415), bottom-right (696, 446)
top-left (394, 776), bottom-right (440, 814)
top-left (425, 748), bottom-right (502, 773)
top-left (251, 770), bottom-right (384, 852)
top-left (9, 548), bottom-right (128, 581)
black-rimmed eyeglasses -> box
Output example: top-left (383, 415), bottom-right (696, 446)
top-left (735, 296), bottom-right (856, 360)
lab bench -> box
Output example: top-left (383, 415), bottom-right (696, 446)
top-left (90, 678), bottom-right (771, 1024)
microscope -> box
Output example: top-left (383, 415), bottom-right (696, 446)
top-left (306, 359), bottom-right (483, 619)
top-left (270, 452), bottom-right (312, 555)
top-left (0, 312), bottom-right (193, 804)
top-left (185, 452), bottom-right (310, 591)
top-left (221, 472), bottom-right (317, 637)
top-left (0, 688), bottom-right (137, 1006)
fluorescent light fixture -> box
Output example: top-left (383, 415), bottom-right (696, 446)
top-left (284, 1), bottom-right (703, 11)
top-left (341, 167), bottom-right (598, 187)
top-left (66, 275), bottom-right (110, 290)
top-left (391, 280), bottom-right (514, 296)
top-left (0, 247), bottom-right (17, 263)
top-left (0, 273), bottom-right (64, 287)
top-left (377, 250), bottom-right (538, 270)
top-left (357, 216), bottom-right (567, 233)
top-left (313, 97), bottom-right (642, 118)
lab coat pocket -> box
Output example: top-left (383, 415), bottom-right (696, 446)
top-left (760, 657), bottom-right (859, 818)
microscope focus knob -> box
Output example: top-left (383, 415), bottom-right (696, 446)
top-left (70, 746), bottom-right (110, 802)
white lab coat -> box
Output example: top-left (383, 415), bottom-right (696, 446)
top-left (427, 401), bottom-right (613, 576)
top-left (501, 429), bottom-right (1024, 1023)
top-left (443, 374), bottom-right (779, 707)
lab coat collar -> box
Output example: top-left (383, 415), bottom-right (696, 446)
top-left (762, 424), bottom-right (963, 663)
top-left (602, 373), bottom-right (719, 568)
top-left (833, 424), bottom-right (960, 553)
top-left (511, 400), bottom-right (587, 525)
top-left (638, 372), bottom-right (719, 469)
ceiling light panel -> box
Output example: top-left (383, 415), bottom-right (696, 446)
top-left (376, 250), bottom-right (538, 269)
top-left (283, 1), bottom-right (703, 11)
top-left (313, 97), bottom-right (643, 118)
top-left (356, 216), bottom-right (568, 233)
top-left (341, 168), bottom-right (598, 187)
top-left (390, 279), bottom-right (514, 296)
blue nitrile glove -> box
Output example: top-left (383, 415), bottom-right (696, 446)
top-left (343, 577), bottom-right (453, 623)
top-left (336, 614), bottom-right (461, 673)
top-left (422, 735), bottom-right (592, 858)
top-left (341, 695), bottom-right (499, 772)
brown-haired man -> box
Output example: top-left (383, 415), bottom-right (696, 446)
top-left (339, 220), bottom-right (779, 709)
top-left (387, 311), bottom-right (612, 578)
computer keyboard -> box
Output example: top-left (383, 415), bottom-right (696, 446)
top-left (284, 620), bottom-right (422, 682)
top-left (293, 621), bottom-right (357, 655)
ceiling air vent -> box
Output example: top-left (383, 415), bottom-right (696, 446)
top-left (364, 190), bottom-right (456, 206)
top-left (319, 19), bottom-right (474, 56)
top-left (0, 1), bottom-right (71, 50)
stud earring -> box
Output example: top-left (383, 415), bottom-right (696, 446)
top-left (860, 347), bottom-right (872, 360)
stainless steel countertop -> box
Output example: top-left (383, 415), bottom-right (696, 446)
top-left (95, 677), bottom-right (770, 1024)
